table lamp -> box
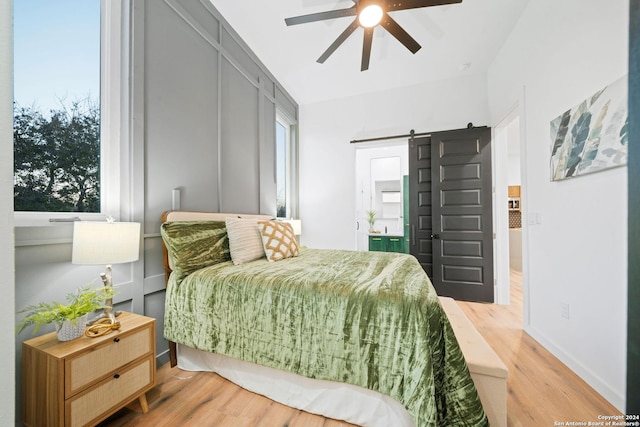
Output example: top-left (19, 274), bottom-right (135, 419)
top-left (281, 219), bottom-right (302, 236)
top-left (72, 220), bottom-right (141, 324)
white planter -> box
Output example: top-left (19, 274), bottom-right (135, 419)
top-left (55, 314), bottom-right (88, 341)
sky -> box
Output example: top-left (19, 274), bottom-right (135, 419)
top-left (13, 0), bottom-right (100, 114)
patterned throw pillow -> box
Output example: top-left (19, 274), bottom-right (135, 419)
top-left (225, 217), bottom-right (266, 265)
top-left (161, 221), bottom-right (230, 279)
top-left (258, 220), bottom-right (300, 262)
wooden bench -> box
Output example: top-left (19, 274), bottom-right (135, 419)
top-left (439, 297), bottom-right (508, 427)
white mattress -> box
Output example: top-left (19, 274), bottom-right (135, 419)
top-left (177, 344), bottom-right (416, 427)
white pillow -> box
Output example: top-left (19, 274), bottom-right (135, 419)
top-left (225, 217), bottom-right (265, 265)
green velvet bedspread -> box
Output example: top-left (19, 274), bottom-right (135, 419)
top-left (164, 248), bottom-right (488, 427)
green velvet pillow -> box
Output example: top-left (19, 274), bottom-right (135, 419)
top-left (161, 220), bottom-right (230, 279)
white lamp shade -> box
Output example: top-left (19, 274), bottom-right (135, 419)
top-left (282, 219), bottom-right (302, 236)
top-left (72, 221), bottom-right (141, 265)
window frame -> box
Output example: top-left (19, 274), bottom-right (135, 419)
top-left (275, 110), bottom-right (295, 220)
top-left (13, 0), bottom-right (126, 227)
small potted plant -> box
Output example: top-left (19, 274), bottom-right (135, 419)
top-left (366, 209), bottom-right (377, 233)
top-left (16, 285), bottom-right (118, 341)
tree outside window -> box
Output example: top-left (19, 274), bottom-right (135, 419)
top-left (14, 100), bottom-right (100, 212)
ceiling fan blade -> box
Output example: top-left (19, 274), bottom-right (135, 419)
top-left (381, 14), bottom-right (421, 53)
top-left (361, 27), bottom-right (374, 71)
top-left (285, 6), bottom-right (357, 26)
top-left (317, 19), bottom-right (359, 64)
top-left (387, 0), bottom-right (462, 12)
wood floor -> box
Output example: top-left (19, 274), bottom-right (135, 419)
top-left (100, 270), bottom-right (620, 426)
top-left (457, 270), bottom-right (621, 426)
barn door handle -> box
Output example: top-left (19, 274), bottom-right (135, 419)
top-left (411, 225), bottom-right (415, 245)
top-left (430, 233), bottom-right (440, 239)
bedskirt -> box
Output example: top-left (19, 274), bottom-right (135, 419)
top-left (177, 344), bottom-right (417, 426)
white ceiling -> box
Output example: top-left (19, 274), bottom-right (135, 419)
top-left (209, 0), bottom-right (531, 105)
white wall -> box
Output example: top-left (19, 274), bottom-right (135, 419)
top-left (506, 118), bottom-right (521, 185)
top-left (0, 0), bottom-right (16, 424)
top-left (299, 73), bottom-right (490, 250)
top-left (488, 0), bottom-right (628, 410)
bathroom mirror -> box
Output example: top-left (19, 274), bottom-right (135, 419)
top-left (371, 156), bottom-right (402, 222)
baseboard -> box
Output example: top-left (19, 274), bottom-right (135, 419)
top-left (525, 325), bottom-right (625, 412)
top-left (156, 348), bottom-right (170, 368)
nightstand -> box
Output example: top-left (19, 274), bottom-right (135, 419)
top-left (22, 312), bottom-right (156, 427)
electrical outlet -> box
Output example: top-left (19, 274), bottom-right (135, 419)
top-left (560, 302), bottom-right (570, 320)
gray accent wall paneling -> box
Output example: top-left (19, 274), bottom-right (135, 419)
top-left (143, 0), bottom-right (221, 230)
top-left (139, 0), bottom-right (298, 363)
top-left (220, 57), bottom-right (260, 213)
top-left (261, 95), bottom-right (277, 216)
top-left (276, 85), bottom-right (298, 122)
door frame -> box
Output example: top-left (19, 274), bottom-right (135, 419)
top-left (492, 93), bottom-right (529, 326)
top-left (493, 108), bottom-right (519, 305)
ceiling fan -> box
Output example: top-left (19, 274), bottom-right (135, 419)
top-left (285, 0), bottom-right (463, 71)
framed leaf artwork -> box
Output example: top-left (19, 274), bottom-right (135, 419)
top-left (550, 75), bottom-right (628, 181)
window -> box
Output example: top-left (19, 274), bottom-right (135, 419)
top-left (276, 112), bottom-right (294, 219)
top-left (13, 0), bottom-right (124, 224)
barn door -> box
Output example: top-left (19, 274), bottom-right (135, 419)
top-left (430, 127), bottom-right (494, 302)
top-left (408, 136), bottom-right (434, 278)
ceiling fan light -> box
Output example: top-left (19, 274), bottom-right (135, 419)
top-left (359, 4), bottom-right (383, 28)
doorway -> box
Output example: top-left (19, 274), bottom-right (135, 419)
top-left (354, 141), bottom-right (409, 251)
top-left (493, 109), bottom-right (523, 305)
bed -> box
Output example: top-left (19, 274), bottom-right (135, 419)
top-left (161, 211), bottom-right (488, 427)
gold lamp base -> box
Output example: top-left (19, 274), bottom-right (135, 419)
top-left (99, 264), bottom-right (117, 324)
top-left (85, 317), bottom-right (121, 337)
top-left (84, 265), bottom-right (121, 338)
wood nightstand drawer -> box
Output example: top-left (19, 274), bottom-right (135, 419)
top-left (67, 357), bottom-right (154, 427)
top-left (66, 324), bottom-right (153, 397)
